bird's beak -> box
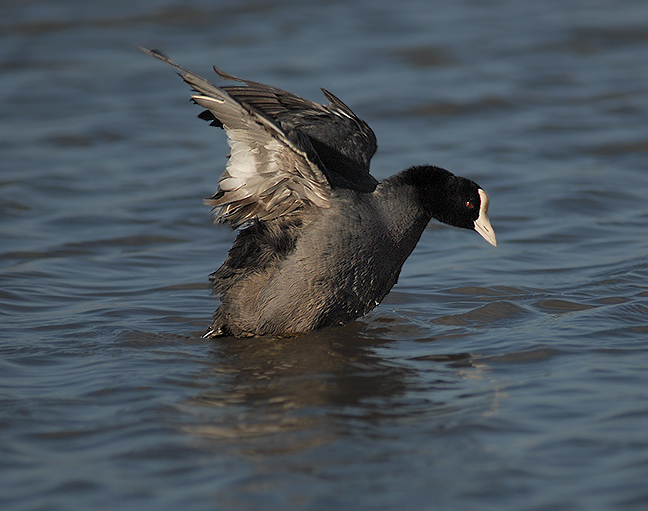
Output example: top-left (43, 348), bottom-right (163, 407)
top-left (474, 189), bottom-right (497, 247)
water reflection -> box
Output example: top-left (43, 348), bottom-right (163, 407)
top-left (175, 310), bottom-right (510, 460)
top-left (181, 323), bottom-right (415, 450)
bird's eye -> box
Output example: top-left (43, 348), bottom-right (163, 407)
top-left (466, 201), bottom-right (475, 209)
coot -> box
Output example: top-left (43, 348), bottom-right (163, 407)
top-left (143, 48), bottom-right (497, 338)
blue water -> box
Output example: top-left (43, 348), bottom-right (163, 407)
top-left (2, 0), bottom-right (648, 509)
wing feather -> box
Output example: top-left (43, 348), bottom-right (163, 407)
top-left (142, 48), bottom-right (332, 228)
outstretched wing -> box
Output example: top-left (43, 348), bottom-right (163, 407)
top-left (211, 68), bottom-right (378, 192)
top-left (143, 48), bottom-right (333, 228)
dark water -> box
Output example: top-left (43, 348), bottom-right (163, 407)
top-left (2, 0), bottom-right (648, 509)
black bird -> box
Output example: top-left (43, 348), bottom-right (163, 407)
top-left (142, 48), bottom-right (497, 338)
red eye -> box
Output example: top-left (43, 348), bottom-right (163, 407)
top-left (466, 201), bottom-right (475, 209)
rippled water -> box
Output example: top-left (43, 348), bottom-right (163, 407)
top-left (2, 0), bottom-right (648, 509)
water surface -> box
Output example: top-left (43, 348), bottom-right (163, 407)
top-left (2, 0), bottom-right (648, 509)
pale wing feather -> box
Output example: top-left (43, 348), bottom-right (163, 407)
top-left (193, 94), bottom-right (331, 228)
top-left (141, 48), bottom-right (332, 229)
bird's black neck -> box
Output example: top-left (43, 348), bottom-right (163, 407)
top-left (371, 165), bottom-right (450, 247)
top-left (387, 165), bottom-right (457, 221)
